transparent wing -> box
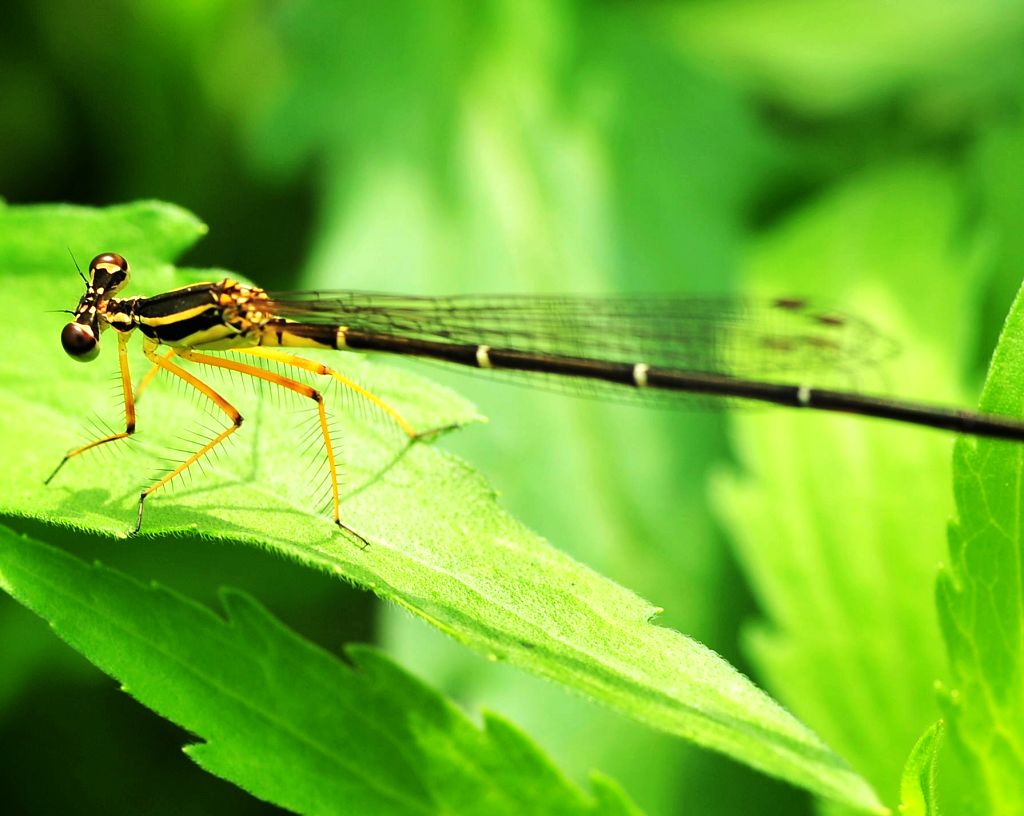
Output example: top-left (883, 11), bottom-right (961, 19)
top-left (263, 291), bottom-right (898, 383)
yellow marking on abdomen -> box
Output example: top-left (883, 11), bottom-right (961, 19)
top-left (249, 325), bottom-right (337, 350)
top-left (166, 324), bottom-right (248, 350)
top-left (633, 363), bottom-right (650, 388)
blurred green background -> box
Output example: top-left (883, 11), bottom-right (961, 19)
top-left (3, 1), bottom-right (1024, 814)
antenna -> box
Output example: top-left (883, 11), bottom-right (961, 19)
top-left (67, 247), bottom-right (87, 284)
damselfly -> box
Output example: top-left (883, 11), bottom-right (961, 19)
top-left (48, 252), bottom-right (1024, 536)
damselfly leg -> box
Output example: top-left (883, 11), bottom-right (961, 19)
top-left (47, 252), bottom-right (428, 538)
top-left (45, 331), bottom-right (138, 485)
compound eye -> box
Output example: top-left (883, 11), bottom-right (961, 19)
top-left (88, 252), bottom-right (130, 295)
top-left (89, 252), bottom-right (128, 274)
top-left (61, 322), bottom-right (99, 362)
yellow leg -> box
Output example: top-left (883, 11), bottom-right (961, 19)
top-left (134, 342), bottom-right (245, 533)
top-left (134, 348), bottom-right (175, 402)
top-left (233, 346), bottom-right (417, 438)
top-left (46, 332), bottom-right (137, 484)
top-left (174, 348), bottom-right (362, 542)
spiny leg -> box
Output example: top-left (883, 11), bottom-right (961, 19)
top-left (236, 348), bottom-right (465, 443)
top-left (46, 332), bottom-right (137, 485)
top-left (178, 348), bottom-right (366, 545)
top-left (135, 341), bottom-right (244, 534)
top-left (234, 346), bottom-right (418, 438)
top-left (133, 348), bottom-right (175, 403)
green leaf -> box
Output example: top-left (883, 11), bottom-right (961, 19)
top-left (713, 165), bottom-right (979, 804)
top-left (939, 278), bottom-right (1024, 814)
top-left (0, 200), bottom-right (880, 811)
top-left (248, 5), bottom-right (773, 810)
top-left (0, 524), bottom-right (643, 815)
top-left (249, 6), bottom-right (771, 808)
top-left (898, 721), bottom-right (944, 816)
top-left (665, 0), bottom-right (1024, 116)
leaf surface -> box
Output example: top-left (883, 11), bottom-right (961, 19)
top-left (713, 166), bottom-right (977, 804)
top-left (940, 277), bottom-right (1024, 815)
top-left (0, 524), bottom-right (643, 815)
top-left (0, 200), bottom-right (879, 811)
top-left (898, 722), bottom-right (944, 816)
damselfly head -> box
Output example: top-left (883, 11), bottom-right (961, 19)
top-left (60, 252), bottom-right (130, 362)
top-left (87, 252), bottom-right (130, 297)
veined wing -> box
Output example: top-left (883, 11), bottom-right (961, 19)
top-left (263, 291), bottom-right (898, 383)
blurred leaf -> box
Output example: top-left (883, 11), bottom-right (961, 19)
top-left (2, 201), bottom-right (881, 809)
top-left (713, 165), bottom-right (981, 803)
top-left (970, 122), bottom-right (1024, 372)
top-left (0, 525), bottom-right (643, 815)
top-left (244, 0), bottom-right (468, 176)
top-left (666, 0), bottom-right (1024, 117)
top-left (939, 278), bottom-right (1024, 815)
top-left (898, 722), bottom-right (944, 816)
top-left (248, 5), bottom-right (774, 809)
top-left (0, 199), bottom-right (205, 270)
